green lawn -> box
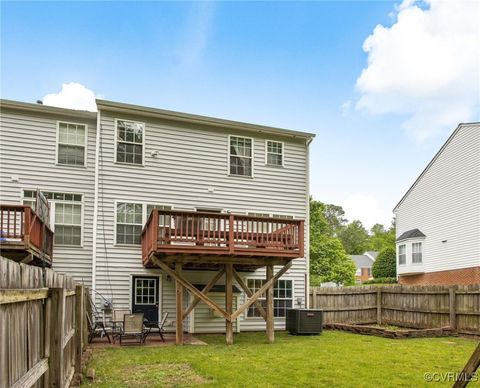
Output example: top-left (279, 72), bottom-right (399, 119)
top-left (82, 331), bottom-right (479, 387)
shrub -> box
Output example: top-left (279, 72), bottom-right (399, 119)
top-left (372, 246), bottom-right (396, 278)
top-left (362, 277), bottom-right (397, 285)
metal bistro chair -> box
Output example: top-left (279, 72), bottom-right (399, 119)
top-left (144, 312), bottom-right (169, 343)
top-left (119, 313), bottom-right (147, 345)
top-left (86, 310), bottom-right (111, 344)
top-left (112, 309), bottom-right (131, 343)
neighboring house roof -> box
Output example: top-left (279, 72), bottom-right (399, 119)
top-left (393, 123), bottom-right (479, 212)
top-left (350, 254), bottom-right (375, 269)
top-left (96, 99), bottom-right (316, 140)
top-left (396, 228), bottom-right (426, 242)
top-left (365, 251), bottom-right (378, 260)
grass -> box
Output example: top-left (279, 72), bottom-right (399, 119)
top-left (82, 331), bottom-right (479, 387)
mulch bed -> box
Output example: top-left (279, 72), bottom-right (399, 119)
top-left (325, 323), bottom-right (455, 339)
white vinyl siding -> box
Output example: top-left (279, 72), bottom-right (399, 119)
top-left (412, 242), bottom-right (423, 264)
top-left (229, 136), bottom-right (253, 177)
top-left (57, 121), bottom-right (87, 166)
top-left (398, 244), bottom-right (406, 265)
top-left (115, 120), bottom-right (144, 165)
top-left (395, 123), bottom-right (480, 274)
top-left (266, 140), bottom-right (284, 166)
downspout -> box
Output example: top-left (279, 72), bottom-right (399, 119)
top-left (305, 137), bottom-right (313, 308)
top-left (91, 108), bottom-right (101, 295)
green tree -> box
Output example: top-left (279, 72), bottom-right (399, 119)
top-left (372, 246), bottom-right (397, 278)
top-left (337, 220), bottom-right (370, 254)
top-left (309, 198), bottom-right (356, 286)
top-left (369, 221), bottom-right (396, 252)
top-left (323, 204), bottom-right (347, 237)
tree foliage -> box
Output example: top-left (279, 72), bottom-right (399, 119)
top-left (337, 220), bottom-right (370, 254)
top-left (372, 246), bottom-right (397, 278)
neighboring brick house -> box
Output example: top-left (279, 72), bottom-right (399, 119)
top-left (351, 251), bottom-right (377, 283)
top-left (393, 123), bottom-right (480, 285)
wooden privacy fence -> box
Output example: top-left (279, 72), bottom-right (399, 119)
top-left (0, 256), bottom-right (88, 388)
top-left (310, 284), bottom-right (480, 335)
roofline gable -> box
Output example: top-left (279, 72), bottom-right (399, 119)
top-left (393, 123), bottom-right (479, 212)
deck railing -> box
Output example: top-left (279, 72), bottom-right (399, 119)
top-left (142, 209), bottom-right (304, 264)
top-left (0, 204), bottom-right (54, 261)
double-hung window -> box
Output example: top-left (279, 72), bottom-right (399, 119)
top-left (398, 244), bottom-right (406, 265)
top-left (23, 190), bottom-right (83, 246)
top-left (246, 279), bottom-right (293, 318)
top-left (266, 140), bottom-right (284, 166)
top-left (116, 120), bottom-right (144, 165)
top-left (116, 202), bottom-right (143, 245)
top-left (412, 242), bottom-right (423, 263)
top-left (229, 136), bottom-right (253, 177)
top-left (57, 122), bottom-right (87, 166)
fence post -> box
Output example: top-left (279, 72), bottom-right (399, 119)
top-left (449, 286), bottom-right (457, 330)
top-left (376, 288), bottom-right (382, 325)
top-left (49, 287), bottom-right (66, 388)
top-left (312, 288), bottom-right (317, 309)
top-left (74, 285), bottom-right (84, 377)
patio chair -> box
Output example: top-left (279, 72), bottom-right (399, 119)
top-left (144, 312), bottom-right (169, 343)
top-left (111, 309), bottom-right (131, 343)
top-left (86, 310), bottom-right (111, 344)
top-left (119, 313), bottom-right (147, 345)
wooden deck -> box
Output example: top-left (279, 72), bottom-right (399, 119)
top-left (0, 204), bottom-right (53, 267)
top-left (141, 210), bottom-right (304, 270)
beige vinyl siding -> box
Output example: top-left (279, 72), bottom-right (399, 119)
top-left (94, 109), bottom-right (309, 331)
top-left (0, 108), bottom-right (96, 286)
top-left (395, 123), bottom-right (480, 274)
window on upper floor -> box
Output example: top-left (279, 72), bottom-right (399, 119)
top-left (246, 279), bottom-right (293, 318)
top-left (229, 136), bottom-right (253, 177)
top-left (398, 244), bottom-right (406, 265)
top-left (412, 242), bottom-right (423, 263)
top-left (23, 190), bottom-right (83, 246)
top-left (57, 122), bottom-right (87, 166)
top-left (116, 120), bottom-right (144, 165)
top-left (266, 140), bottom-right (284, 166)
top-left (116, 202), bottom-right (143, 245)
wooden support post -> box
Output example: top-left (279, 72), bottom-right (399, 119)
top-left (266, 265), bottom-right (274, 343)
top-left (449, 286), bottom-right (457, 330)
top-left (376, 288), bottom-right (382, 325)
top-left (49, 287), bottom-right (65, 388)
top-left (74, 284), bottom-right (84, 377)
top-left (453, 343), bottom-right (480, 388)
top-left (175, 263), bottom-right (183, 345)
top-left (225, 264), bottom-right (234, 345)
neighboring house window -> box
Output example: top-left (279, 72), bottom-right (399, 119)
top-left (229, 136), bottom-right (253, 177)
top-left (57, 122), bottom-right (87, 166)
top-left (116, 202), bottom-right (143, 245)
top-left (398, 244), bottom-right (406, 265)
top-left (246, 279), bottom-right (293, 318)
top-left (412, 242), bottom-right (423, 263)
top-left (23, 190), bottom-right (83, 246)
top-left (116, 120), bottom-right (144, 165)
top-left (266, 140), bottom-right (284, 166)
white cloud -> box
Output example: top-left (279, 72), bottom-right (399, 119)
top-left (356, 0), bottom-right (480, 142)
top-left (341, 100), bottom-right (352, 116)
top-left (341, 194), bottom-right (392, 230)
top-left (43, 82), bottom-right (101, 112)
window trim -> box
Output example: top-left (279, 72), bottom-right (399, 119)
top-left (21, 188), bottom-right (85, 248)
top-left (114, 118), bottom-right (146, 167)
top-left (227, 135), bottom-right (255, 178)
top-left (55, 121), bottom-right (88, 168)
top-left (114, 200), bottom-right (145, 246)
top-left (244, 277), bottom-right (294, 319)
top-left (265, 140), bottom-right (285, 167)
top-left (398, 244), bottom-right (406, 265)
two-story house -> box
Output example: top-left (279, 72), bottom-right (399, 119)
top-left (393, 123), bottom-right (480, 285)
top-left (0, 98), bottom-right (314, 341)
top-left (351, 251), bottom-right (377, 283)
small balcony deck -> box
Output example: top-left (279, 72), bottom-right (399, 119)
top-left (142, 210), bottom-right (304, 270)
top-left (0, 204), bottom-right (53, 267)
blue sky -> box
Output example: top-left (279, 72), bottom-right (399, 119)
top-left (2, 1), bottom-right (479, 228)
